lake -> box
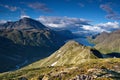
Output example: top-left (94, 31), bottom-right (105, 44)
top-left (71, 37), bottom-right (95, 47)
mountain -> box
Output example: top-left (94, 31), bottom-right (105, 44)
top-left (0, 41), bottom-right (120, 80)
top-left (0, 29), bottom-right (65, 47)
top-left (0, 18), bottom-right (75, 47)
top-left (0, 18), bottom-right (70, 72)
top-left (93, 31), bottom-right (109, 44)
top-left (0, 30), bottom-right (64, 72)
top-left (93, 30), bottom-right (120, 54)
top-left (24, 40), bottom-right (103, 69)
top-left (0, 17), bottom-right (48, 30)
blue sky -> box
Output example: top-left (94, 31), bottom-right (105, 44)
top-left (0, 0), bottom-right (120, 32)
top-left (0, 0), bottom-right (120, 22)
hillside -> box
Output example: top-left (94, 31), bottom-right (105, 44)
top-left (93, 30), bottom-right (120, 54)
top-left (0, 18), bottom-right (71, 72)
top-left (0, 29), bottom-right (65, 47)
top-left (0, 35), bottom-right (61, 72)
top-left (0, 41), bottom-right (120, 80)
top-left (93, 31), bottom-right (109, 44)
top-left (24, 41), bottom-right (103, 69)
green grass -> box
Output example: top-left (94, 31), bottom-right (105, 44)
top-left (0, 58), bottom-right (120, 80)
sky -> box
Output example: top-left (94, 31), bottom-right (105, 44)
top-left (0, 0), bottom-right (120, 33)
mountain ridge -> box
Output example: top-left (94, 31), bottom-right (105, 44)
top-left (24, 40), bottom-right (103, 69)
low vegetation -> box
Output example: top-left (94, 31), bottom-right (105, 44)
top-left (0, 58), bottom-right (120, 80)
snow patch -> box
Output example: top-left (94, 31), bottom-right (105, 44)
top-left (56, 54), bottom-right (61, 58)
top-left (58, 50), bottom-right (61, 53)
top-left (80, 59), bottom-right (86, 63)
top-left (51, 61), bottom-right (57, 66)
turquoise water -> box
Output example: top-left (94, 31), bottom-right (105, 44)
top-left (72, 38), bottom-right (95, 47)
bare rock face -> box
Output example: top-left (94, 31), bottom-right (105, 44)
top-left (18, 77), bottom-right (28, 80)
top-left (42, 76), bottom-right (49, 80)
top-left (70, 75), bottom-right (94, 80)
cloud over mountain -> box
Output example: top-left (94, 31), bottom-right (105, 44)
top-left (82, 21), bottom-right (120, 32)
top-left (0, 20), bottom-right (7, 24)
top-left (37, 16), bottom-right (120, 33)
top-left (37, 16), bottom-right (91, 28)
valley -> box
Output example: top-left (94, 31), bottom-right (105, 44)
top-left (0, 13), bottom-right (120, 80)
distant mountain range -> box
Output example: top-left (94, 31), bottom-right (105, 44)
top-left (93, 30), bottom-right (120, 54)
top-left (0, 18), bottom-right (76, 72)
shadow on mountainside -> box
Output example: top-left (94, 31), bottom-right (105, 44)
top-left (106, 52), bottom-right (120, 58)
top-left (90, 49), bottom-right (103, 58)
top-left (0, 36), bottom-right (59, 73)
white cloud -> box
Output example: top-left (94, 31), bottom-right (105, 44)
top-left (82, 21), bottom-right (120, 32)
top-left (82, 25), bottom-right (107, 32)
top-left (4, 5), bottom-right (18, 11)
top-left (37, 16), bottom-right (120, 33)
top-left (37, 16), bottom-right (91, 28)
top-left (97, 21), bottom-right (119, 28)
top-left (0, 20), bottom-right (7, 24)
top-left (0, 4), bottom-right (18, 11)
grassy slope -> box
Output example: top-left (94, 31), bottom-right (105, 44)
top-left (0, 58), bottom-right (120, 80)
top-left (0, 41), bottom-right (120, 80)
top-left (23, 41), bottom-right (102, 69)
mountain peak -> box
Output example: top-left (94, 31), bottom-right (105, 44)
top-left (65, 40), bottom-right (81, 45)
top-left (0, 18), bottom-right (48, 30)
top-left (21, 17), bottom-right (30, 19)
top-left (62, 40), bottom-right (83, 49)
top-left (19, 17), bottom-right (35, 22)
